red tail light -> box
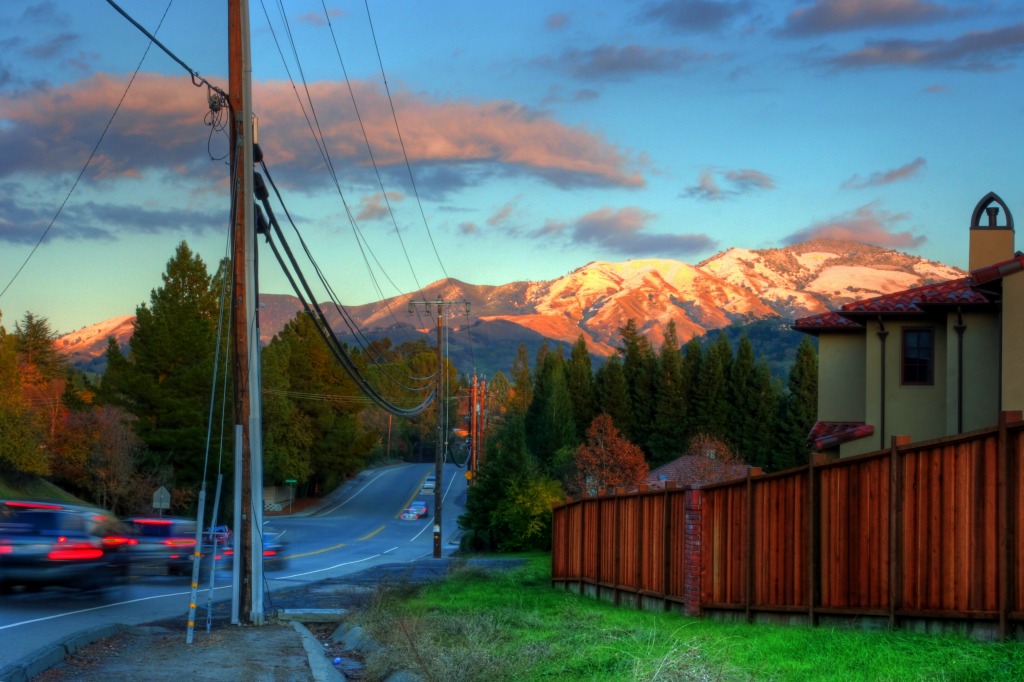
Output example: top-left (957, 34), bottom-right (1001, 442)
top-left (103, 536), bottom-right (137, 547)
top-left (48, 539), bottom-right (103, 561)
top-left (263, 549), bottom-right (277, 557)
top-left (0, 543), bottom-right (11, 555)
top-left (164, 538), bottom-right (196, 547)
top-left (133, 518), bottom-right (173, 525)
top-left (5, 501), bottom-right (62, 510)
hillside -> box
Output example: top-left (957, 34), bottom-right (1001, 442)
top-left (55, 240), bottom-right (964, 376)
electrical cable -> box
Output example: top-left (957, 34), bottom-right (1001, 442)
top-left (0, 1), bottom-right (176, 304)
top-left (261, 208), bottom-right (434, 417)
top-left (256, 169), bottom-right (434, 392)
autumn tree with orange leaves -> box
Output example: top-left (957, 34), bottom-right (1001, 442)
top-left (572, 413), bottom-right (649, 496)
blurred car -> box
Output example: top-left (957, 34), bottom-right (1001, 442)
top-left (0, 499), bottom-right (133, 596)
top-left (401, 501), bottom-right (429, 520)
top-left (422, 475), bottom-right (436, 490)
top-left (126, 516), bottom-right (198, 575)
top-left (174, 522), bottom-right (289, 576)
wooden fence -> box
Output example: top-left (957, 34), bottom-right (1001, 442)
top-left (551, 412), bottom-right (1024, 639)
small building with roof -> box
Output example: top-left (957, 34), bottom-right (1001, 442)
top-left (793, 192), bottom-right (1024, 458)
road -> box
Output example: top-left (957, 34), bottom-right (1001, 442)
top-left (0, 462), bottom-right (468, 668)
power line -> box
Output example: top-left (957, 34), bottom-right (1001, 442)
top-left (0, 1), bottom-right (178, 305)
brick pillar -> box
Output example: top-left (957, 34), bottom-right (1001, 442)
top-left (684, 487), bottom-right (702, 616)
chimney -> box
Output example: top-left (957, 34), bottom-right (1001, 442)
top-left (969, 192), bottom-right (1015, 271)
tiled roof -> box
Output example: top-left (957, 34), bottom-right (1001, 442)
top-left (792, 311), bottom-right (862, 332)
top-left (646, 455), bottom-right (757, 488)
top-left (971, 252), bottom-right (1024, 285)
top-left (807, 421), bottom-right (875, 452)
top-left (839, 277), bottom-right (988, 316)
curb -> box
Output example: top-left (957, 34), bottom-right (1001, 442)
top-left (0, 623), bottom-right (126, 682)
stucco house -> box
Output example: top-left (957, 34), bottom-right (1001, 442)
top-left (793, 192), bottom-right (1024, 458)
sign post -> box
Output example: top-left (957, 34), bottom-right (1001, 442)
top-left (153, 486), bottom-right (171, 518)
top-left (285, 479), bottom-right (297, 515)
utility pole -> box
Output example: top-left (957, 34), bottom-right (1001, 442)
top-left (408, 298), bottom-right (469, 557)
top-left (228, 0), bottom-right (264, 624)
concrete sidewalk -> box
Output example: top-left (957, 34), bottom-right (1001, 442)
top-left (1, 558), bottom-right (520, 682)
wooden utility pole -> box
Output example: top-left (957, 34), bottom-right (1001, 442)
top-left (409, 298), bottom-right (469, 557)
top-left (228, 0), bottom-right (264, 625)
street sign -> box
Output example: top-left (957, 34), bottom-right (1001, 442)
top-left (153, 485), bottom-right (171, 510)
top-left (285, 478), bottom-right (297, 484)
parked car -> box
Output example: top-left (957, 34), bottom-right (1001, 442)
top-left (0, 499), bottom-right (133, 596)
top-left (126, 516), bottom-right (198, 575)
top-left (401, 501), bottom-right (429, 520)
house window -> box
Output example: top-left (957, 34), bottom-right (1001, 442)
top-left (902, 328), bottom-right (934, 385)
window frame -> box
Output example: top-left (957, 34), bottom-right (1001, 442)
top-left (901, 326), bottom-right (935, 386)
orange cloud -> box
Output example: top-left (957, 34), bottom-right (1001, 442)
top-left (0, 73), bottom-right (645, 193)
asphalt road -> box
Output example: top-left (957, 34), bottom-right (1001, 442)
top-left (0, 461), bottom-right (468, 668)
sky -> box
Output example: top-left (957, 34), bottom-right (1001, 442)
top-left (1, 0), bottom-right (1023, 335)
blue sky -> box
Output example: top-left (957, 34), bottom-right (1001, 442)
top-left (1, 0), bottom-right (1022, 334)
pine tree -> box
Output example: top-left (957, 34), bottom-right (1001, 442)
top-left (508, 342), bottom-right (532, 416)
top-left (618, 319), bottom-right (657, 453)
top-left (680, 338), bottom-right (702, 444)
top-left (775, 335), bottom-right (818, 470)
top-left (649, 321), bottom-right (686, 466)
top-left (98, 241), bottom-right (221, 491)
top-left (595, 353), bottom-right (631, 434)
top-left (566, 335), bottom-right (596, 441)
top-left (692, 333), bottom-right (732, 441)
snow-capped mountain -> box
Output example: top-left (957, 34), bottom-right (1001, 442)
top-left (56, 240), bottom-right (965, 373)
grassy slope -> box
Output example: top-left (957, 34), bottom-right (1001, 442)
top-left (0, 475), bottom-right (83, 503)
top-left (354, 553), bottom-right (1024, 682)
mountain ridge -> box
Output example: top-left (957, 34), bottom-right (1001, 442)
top-left (54, 239), bottom-right (965, 375)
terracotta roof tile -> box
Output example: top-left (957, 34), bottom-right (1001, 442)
top-left (807, 421), bottom-right (875, 451)
top-left (839, 277), bottom-right (988, 316)
top-left (971, 252), bottom-right (1024, 285)
top-left (792, 311), bottom-right (862, 332)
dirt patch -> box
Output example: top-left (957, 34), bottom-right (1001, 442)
top-left (32, 618), bottom-right (313, 682)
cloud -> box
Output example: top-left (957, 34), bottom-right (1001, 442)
top-left (356, 191), bottom-right (405, 221)
top-left (0, 72), bottom-right (645, 195)
top-left (537, 207), bottom-right (716, 256)
top-left (827, 23), bottom-right (1024, 71)
top-left (296, 7), bottom-right (344, 27)
top-left (0, 187), bottom-right (223, 245)
top-left (537, 44), bottom-right (708, 80)
top-left (458, 221), bottom-right (479, 235)
top-left (25, 32), bottom-right (78, 59)
top-left (842, 157), bottom-right (926, 189)
top-left (546, 13), bottom-right (569, 30)
top-left (924, 84), bottom-right (948, 93)
top-left (783, 203), bottom-right (925, 248)
top-left (782, 0), bottom-right (952, 36)
top-left (643, 0), bottom-right (752, 33)
top-left (487, 197), bottom-right (522, 227)
top-left (682, 167), bottom-right (775, 200)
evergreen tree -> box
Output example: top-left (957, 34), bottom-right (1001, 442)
top-left (508, 343), bottom-right (532, 416)
top-left (566, 335), bottom-right (596, 441)
top-left (525, 347), bottom-right (576, 470)
top-left (649, 321), bottom-right (685, 466)
top-left (98, 242), bottom-right (221, 491)
top-left (775, 335), bottom-right (818, 470)
top-left (679, 338), bottom-right (703, 444)
top-left (618, 320), bottom-right (657, 452)
top-left (458, 413), bottom-right (535, 551)
top-left (691, 332), bottom-right (732, 441)
top-left (14, 312), bottom-right (66, 380)
top-left (595, 353), bottom-right (631, 434)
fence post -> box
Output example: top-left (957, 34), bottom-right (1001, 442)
top-left (745, 470), bottom-right (754, 623)
top-left (887, 435), bottom-right (909, 629)
top-left (614, 487), bottom-right (624, 606)
top-left (997, 411), bottom-right (1014, 640)
top-left (684, 486), bottom-right (703, 616)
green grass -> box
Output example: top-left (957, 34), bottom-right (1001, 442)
top-left (0, 475), bottom-right (81, 502)
top-left (352, 553), bottom-right (1024, 682)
